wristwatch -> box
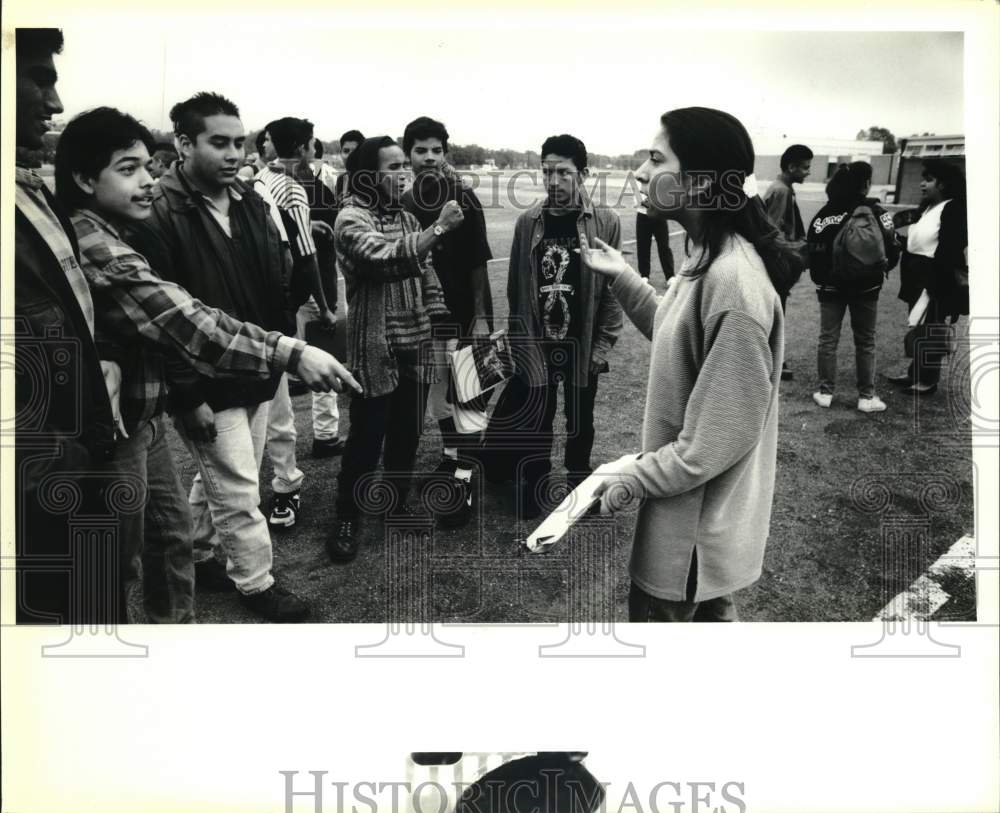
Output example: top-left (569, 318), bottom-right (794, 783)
top-left (433, 224), bottom-right (446, 237)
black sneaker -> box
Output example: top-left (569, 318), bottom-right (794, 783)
top-left (268, 490), bottom-right (300, 530)
top-left (780, 362), bottom-right (793, 381)
top-left (433, 456), bottom-right (459, 475)
top-left (195, 558), bottom-right (234, 592)
top-left (239, 582), bottom-right (310, 622)
top-left (312, 437), bottom-right (346, 458)
top-left (327, 519), bottom-right (359, 563)
top-left (434, 466), bottom-right (474, 530)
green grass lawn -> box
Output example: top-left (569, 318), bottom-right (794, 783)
top-left (175, 180), bottom-right (975, 623)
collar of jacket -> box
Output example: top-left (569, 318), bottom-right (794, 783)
top-left (528, 187), bottom-right (597, 222)
top-left (156, 165), bottom-right (250, 213)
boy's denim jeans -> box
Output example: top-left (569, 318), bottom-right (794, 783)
top-left (296, 297), bottom-right (340, 441)
top-left (817, 296), bottom-right (879, 398)
top-left (265, 373), bottom-right (305, 495)
top-left (110, 415), bottom-right (195, 623)
top-left (180, 403), bottom-right (275, 596)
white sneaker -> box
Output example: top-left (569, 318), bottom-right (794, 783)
top-left (857, 395), bottom-right (887, 413)
top-left (812, 392), bottom-right (833, 408)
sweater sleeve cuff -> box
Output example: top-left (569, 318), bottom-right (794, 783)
top-left (273, 335), bottom-right (307, 374)
top-left (610, 266), bottom-right (644, 297)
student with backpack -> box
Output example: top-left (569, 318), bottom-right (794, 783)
top-left (806, 162), bottom-right (900, 413)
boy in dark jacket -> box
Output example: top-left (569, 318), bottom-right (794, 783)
top-left (14, 28), bottom-right (124, 625)
top-left (124, 92), bottom-right (324, 621)
top-left (807, 162), bottom-right (900, 412)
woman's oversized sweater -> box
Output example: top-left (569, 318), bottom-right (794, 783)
top-left (611, 234), bottom-right (784, 601)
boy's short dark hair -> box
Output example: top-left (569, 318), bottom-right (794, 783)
top-left (255, 124), bottom-right (274, 157)
top-left (339, 129), bottom-right (365, 148)
top-left (153, 142), bottom-right (177, 162)
top-left (402, 116), bottom-right (450, 156)
top-left (55, 106), bottom-right (156, 210)
top-left (268, 116), bottom-right (315, 159)
top-left (780, 144), bottom-right (814, 171)
top-left (540, 134), bottom-right (588, 171)
top-left (16, 28), bottom-right (64, 63)
top-left (169, 91), bottom-right (240, 140)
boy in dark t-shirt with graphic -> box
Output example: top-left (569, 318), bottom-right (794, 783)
top-left (483, 134), bottom-right (623, 520)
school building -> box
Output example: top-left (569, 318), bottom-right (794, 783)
top-left (753, 136), bottom-right (896, 186)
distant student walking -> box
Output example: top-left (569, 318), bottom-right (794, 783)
top-left (763, 143), bottom-right (812, 381)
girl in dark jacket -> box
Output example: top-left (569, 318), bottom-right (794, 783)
top-left (806, 162), bottom-right (900, 412)
top-left (888, 159), bottom-right (968, 395)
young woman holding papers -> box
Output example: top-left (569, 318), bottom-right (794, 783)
top-left (580, 107), bottom-right (797, 622)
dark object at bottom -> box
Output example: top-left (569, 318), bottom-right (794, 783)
top-left (411, 752), bottom-right (464, 766)
top-left (456, 752), bottom-right (604, 813)
top-left (780, 362), bottom-right (793, 381)
top-left (886, 372), bottom-right (913, 386)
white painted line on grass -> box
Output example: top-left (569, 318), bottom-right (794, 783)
top-left (875, 535), bottom-right (977, 621)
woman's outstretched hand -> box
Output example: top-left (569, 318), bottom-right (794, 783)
top-left (579, 236), bottom-right (631, 280)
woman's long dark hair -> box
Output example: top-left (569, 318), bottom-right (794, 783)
top-left (826, 161), bottom-right (873, 210)
top-left (344, 135), bottom-right (397, 209)
top-left (661, 107), bottom-right (800, 296)
top-left (921, 158), bottom-right (966, 206)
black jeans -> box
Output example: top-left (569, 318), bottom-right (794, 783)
top-left (628, 550), bottom-right (736, 622)
top-left (904, 298), bottom-right (953, 386)
top-left (336, 376), bottom-right (430, 518)
top-left (483, 365), bottom-right (599, 508)
top-left (635, 211), bottom-right (674, 283)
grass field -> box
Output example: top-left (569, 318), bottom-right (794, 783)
top-left (175, 174), bottom-right (975, 623)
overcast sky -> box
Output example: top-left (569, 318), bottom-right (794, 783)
top-left (49, 21), bottom-right (963, 156)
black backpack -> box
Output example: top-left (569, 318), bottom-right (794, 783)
top-left (831, 205), bottom-right (887, 286)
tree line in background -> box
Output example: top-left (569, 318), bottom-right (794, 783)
top-left (29, 121), bottom-right (922, 170)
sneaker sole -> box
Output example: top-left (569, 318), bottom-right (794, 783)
top-left (268, 517), bottom-right (297, 530)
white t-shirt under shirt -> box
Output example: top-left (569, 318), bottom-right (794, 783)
top-left (906, 199), bottom-right (951, 258)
